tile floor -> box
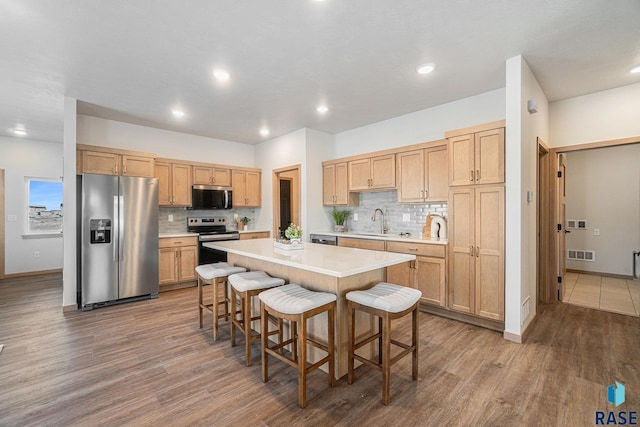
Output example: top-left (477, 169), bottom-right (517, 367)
top-left (563, 272), bottom-right (640, 316)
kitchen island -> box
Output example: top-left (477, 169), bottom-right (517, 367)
top-left (204, 238), bottom-right (415, 378)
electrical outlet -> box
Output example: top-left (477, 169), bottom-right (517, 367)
top-left (33, 251), bottom-right (40, 258)
top-left (403, 213), bottom-right (410, 222)
top-left (168, 214), bottom-right (174, 222)
top-left (594, 229), bottom-right (600, 236)
top-left (234, 213), bottom-right (238, 218)
top-left (353, 213), bottom-right (358, 221)
top-left (7, 214), bottom-right (17, 222)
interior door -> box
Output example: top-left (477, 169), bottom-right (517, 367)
top-left (556, 153), bottom-right (567, 301)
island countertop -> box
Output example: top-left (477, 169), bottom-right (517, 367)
top-left (203, 238), bottom-right (415, 278)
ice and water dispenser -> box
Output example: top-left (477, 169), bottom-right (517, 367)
top-left (89, 219), bottom-right (111, 244)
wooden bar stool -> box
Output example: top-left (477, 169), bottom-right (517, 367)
top-left (259, 284), bottom-right (336, 408)
top-left (346, 282), bottom-right (421, 405)
top-left (196, 262), bottom-right (246, 340)
top-left (228, 271), bottom-right (285, 366)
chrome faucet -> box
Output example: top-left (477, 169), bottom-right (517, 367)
top-left (371, 208), bottom-right (387, 234)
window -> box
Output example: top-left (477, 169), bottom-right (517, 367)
top-left (26, 178), bottom-right (63, 235)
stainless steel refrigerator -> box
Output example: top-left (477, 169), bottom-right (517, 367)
top-left (77, 174), bottom-right (159, 310)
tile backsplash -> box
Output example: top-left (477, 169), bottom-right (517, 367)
top-left (323, 190), bottom-right (447, 237)
top-left (159, 207), bottom-right (257, 233)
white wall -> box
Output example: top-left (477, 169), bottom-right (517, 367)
top-left (306, 129), bottom-right (336, 234)
top-left (335, 88), bottom-right (506, 158)
top-left (77, 115), bottom-right (255, 167)
top-left (504, 55), bottom-right (550, 339)
top-left (62, 97), bottom-right (77, 308)
top-left (0, 136), bottom-right (64, 275)
top-left (550, 82), bottom-right (640, 147)
top-left (565, 144), bottom-right (640, 276)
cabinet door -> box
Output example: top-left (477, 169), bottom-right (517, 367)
top-left (159, 248), bottom-right (178, 285)
top-left (474, 186), bottom-right (504, 320)
top-left (212, 168), bottom-right (231, 186)
top-left (415, 256), bottom-right (446, 307)
top-left (245, 171), bottom-right (261, 207)
top-left (334, 162), bottom-right (350, 205)
top-left (171, 163), bottom-right (192, 206)
top-left (370, 154), bottom-right (396, 189)
top-left (178, 246), bottom-right (198, 282)
top-left (448, 188), bottom-right (474, 314)
top-left (348, 158), bottom-right (372, 191)
top-left (475, 128), bottom-right (505, 185)
top-left (425, 146), bottom-right (448, 202)
top-left (155, 162), bottom-right (172, 206)
top-left (193, 166), bottom-right (212, 185)
top-left (386, 261), bottom-right (413, 288)
top-left (121, 155), bottom-right (155, 178)
top-left (323, 164), bottom-right (336, 205)
top-left (448, 134), bottom-right (474, 187)
top-left (338, 237), bottom-right (385, 251)
top-left (82, 151), bottom-right (119, 175)
top-left (240, 231), bottom-right (270, 240)
top-left (397, 150), bottom-right (425, 202)
top-left (232, 170), bottom-right (247, 206)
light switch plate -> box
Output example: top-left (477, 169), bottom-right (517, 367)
top-left (168, 214), bottom-right (174, 222)
top-left (7, 214), bottom-right (17, 222)
top-left (594, 229), bottom-right (600, 236)
top-left (403, 214), bottom-right (410, 222)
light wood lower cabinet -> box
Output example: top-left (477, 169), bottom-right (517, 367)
top-left (239, 231), bottom-right (270, 240)
top-left (337, 237), bottom-right (385, 251)
top-left (159, 237), bottom-right (198, 291)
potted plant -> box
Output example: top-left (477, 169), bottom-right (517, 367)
top-left (241, 216), bottom-right (250, 230)
top-left (330, 209), bottom-right (350, 232)
top-left (235, 216), bottom-right (250, 231)
top-left (284, 223), bottom-right (303, 244)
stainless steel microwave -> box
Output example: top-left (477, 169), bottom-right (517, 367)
top-left (190, 185), bottom-right (232, 209)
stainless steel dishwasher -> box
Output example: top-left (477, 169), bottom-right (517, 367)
top-left (310, 234), bottom-right (337, 245)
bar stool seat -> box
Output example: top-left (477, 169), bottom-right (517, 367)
top-left (196, 262), bottom-right (246, 340)
top-left (228, 271), bottom-right (285, 366)
top-left (346, 282), bottom-right (421, 405)
top-left (259, 284), bottom-right (336, 408)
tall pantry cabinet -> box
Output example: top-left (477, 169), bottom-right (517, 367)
top-left (446, 121), bottom-right (505, 322)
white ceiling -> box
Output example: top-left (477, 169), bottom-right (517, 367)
top-left (1, 0), bottom-right (639, 144)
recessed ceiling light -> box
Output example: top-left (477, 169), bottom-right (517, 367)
top-left (631, 65), bottom-right (640, 74)
top-left (260, 128), bottom-right (270, 137)
top-left (172, 109), bottom-right (185, 118)
top-left (13, 128), bottom-right (27, 136)
top-left (317, 105), bottom-right (329, 114)
top-left (416, 63), bottom-right (435, 75)
top-left (213, 69), bottom-right (231, 81)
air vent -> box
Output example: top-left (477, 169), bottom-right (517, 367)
top-left (568, 249), bottom-right (595, 261)
top-left (567, 220), bottom-right (576, 229)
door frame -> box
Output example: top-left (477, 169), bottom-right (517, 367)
top-left (272, 165), bottom-right (301, 238)
top-left (544, 136), bottom-right (640, 303)
top-left (0, 169), bottom-right (4, 278)
top-left (537, 139), bottom-right (550, 306)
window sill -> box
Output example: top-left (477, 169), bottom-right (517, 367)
top-left (22, 233), bottom-right (63, 239)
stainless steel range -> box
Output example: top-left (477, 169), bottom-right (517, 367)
top-left (187, 217), bottom-right (240, 265)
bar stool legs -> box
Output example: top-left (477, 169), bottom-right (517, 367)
top-left (346, 282), bottom-right (421, 405)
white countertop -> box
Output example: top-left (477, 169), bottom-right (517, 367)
top-left (238, 229), bottom-right (270, 234)
top-left (159, 232), bottom-right (199, 238)
top-left (310, 231), bottom-right (447, 245)
top-left (204, 238), bottom-right (415, 278)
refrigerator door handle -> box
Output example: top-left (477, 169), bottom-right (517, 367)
top-left (118, 195), bottom-right (125, 261)
top-left (113, 196), bottom-right (119, 262)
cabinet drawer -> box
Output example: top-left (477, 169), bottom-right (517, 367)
top-left (385, 241), bottom-right (445, 258)
top-left (159, 236), bottom-right (198, 248)
top-left (240, 231), bottom-right (270, 240)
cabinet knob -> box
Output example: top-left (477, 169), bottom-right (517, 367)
top-left (476, 169), bottom-right (480, 181)
top-left (470, 246), bottom-right (474, 256)
top-left (123, 165), bottom-right (127, 175)
top-left (470, 170), bottom-right (474, 182)
top-left (476, 246), bottom-right (480, 257)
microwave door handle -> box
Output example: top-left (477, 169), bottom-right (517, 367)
top-left (225, 191), bottom-right (229, 209)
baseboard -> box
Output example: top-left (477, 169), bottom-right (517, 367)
top-left (0, 268), bottom-right (62, 280)
top-left (519, 312), bottom-right (539, 343)
top-left (503, 331), bottom-right (522, 343)
top-left (567, 269), bottom-right (633, 280)
top-left (159, 281), bottom-right (197, 292)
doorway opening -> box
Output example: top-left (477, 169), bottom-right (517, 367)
top-left (0, 169), bottom-right (4, 278)
top-left (272, 165), bottom-right (301, 239)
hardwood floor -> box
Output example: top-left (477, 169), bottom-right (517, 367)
top-left (0, 273), bottom-right (638, 426)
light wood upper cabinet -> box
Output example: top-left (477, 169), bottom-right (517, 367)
top-left (156, 160), bottom-right (192, 207)
top-left (323, 162), bottom-right (358, 206)
top-left (397, 144), bottom-right (448, 203)
top-left (448, 126), bottom-right (504, 187)
top-left (193, 166), bottom-right (231, 186)
top-left (348, 154), bottom-right (395, 191)
top-left (232, 169), bottom-right (261, 207)
top-left (448, 186), bottom-right (504, 320)
top-left (77, 146), bottom-right (155, 178)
